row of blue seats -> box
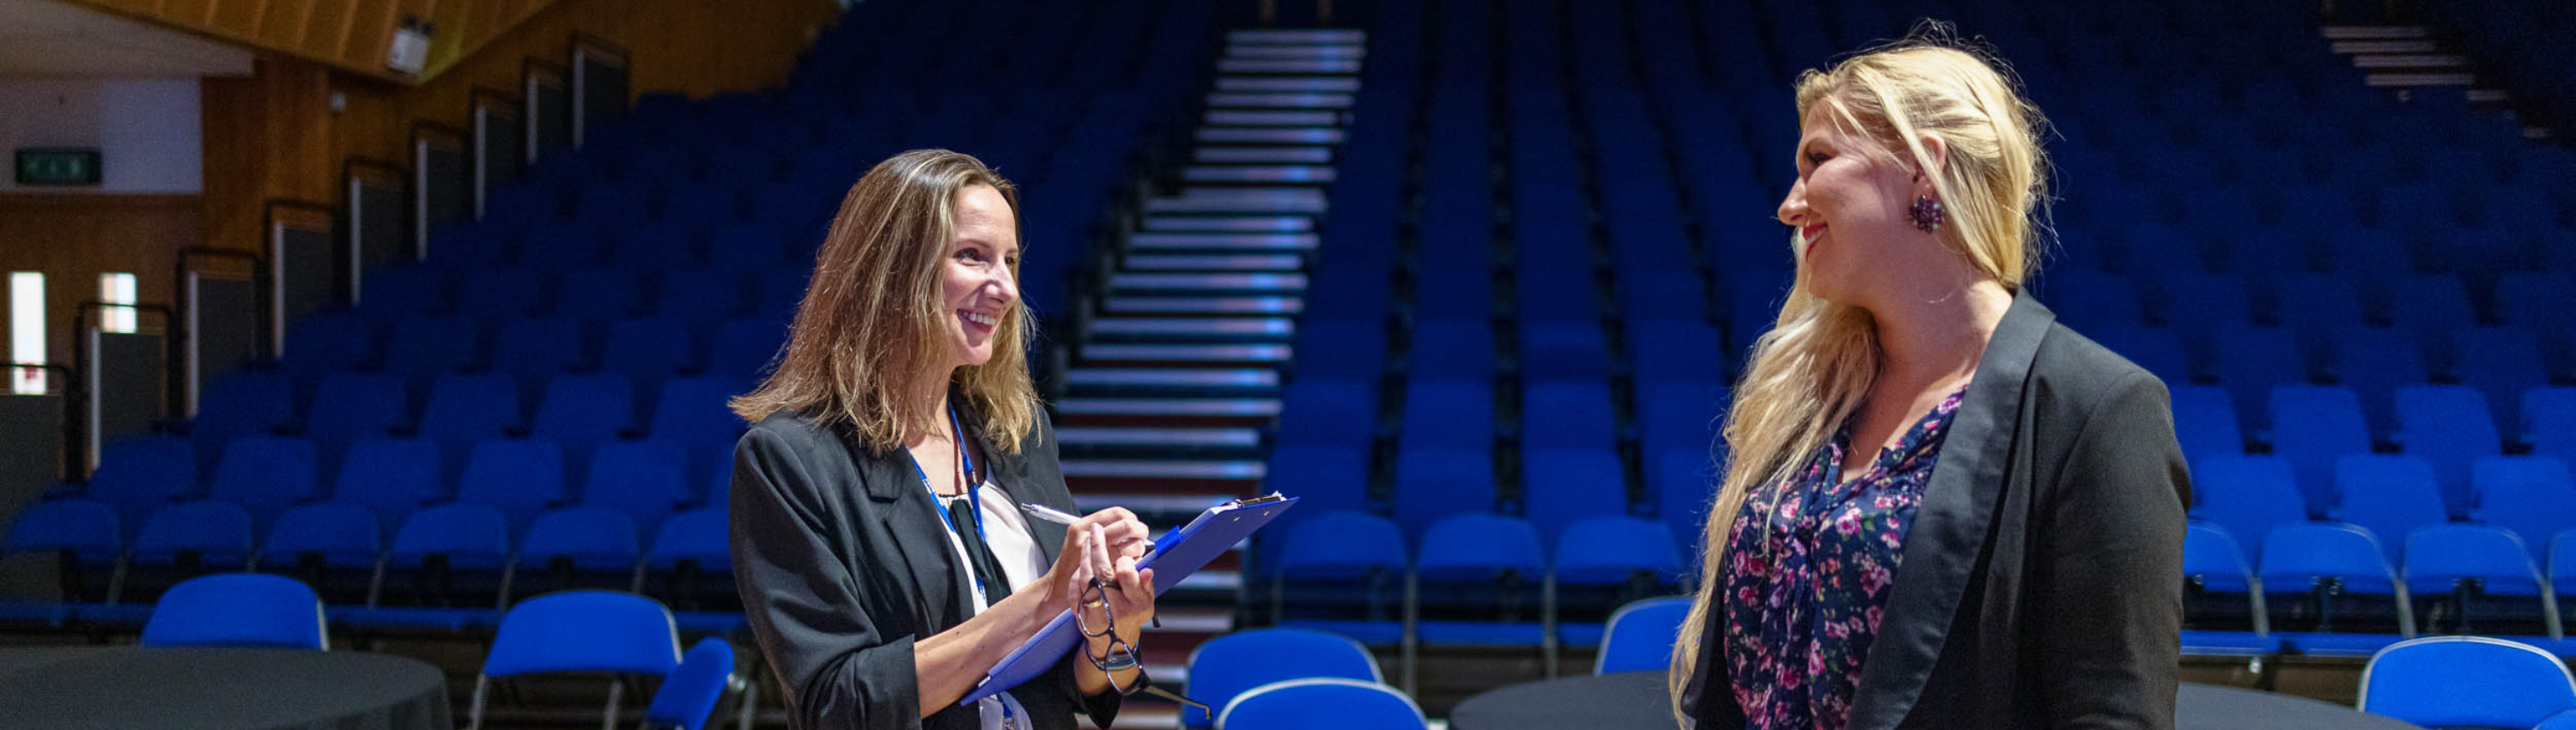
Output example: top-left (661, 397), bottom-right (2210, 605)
top-left (2196, 453), bottom-right (2576, 564)
top-left (180, 370), bottom-right (749, 475)
top-left (1267, 509), bottom-right (1686, 648)
top-left (281, 313), bottom-right (789, 388)
top-left (2184, 520), bottom-right (2576, 657)
top-left (71, 434), bottom-right (736, 538)
top-left (3, 498), bottom-right (738, 634)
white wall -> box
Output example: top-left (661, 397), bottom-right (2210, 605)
top-left (0, 79), bottom-right (202, 193)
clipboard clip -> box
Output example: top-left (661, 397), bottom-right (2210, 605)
top-left (1233, 493), bottom-right (1288, 507)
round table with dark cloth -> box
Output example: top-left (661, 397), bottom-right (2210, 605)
top-left (0, 646), bottom-right (451, 730)
top-left (1447, 672), bottom-right (2424, 730)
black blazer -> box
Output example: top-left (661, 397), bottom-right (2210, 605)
top-left (729, 404), bottom-right (1120, 730)
top-left (1681, 289), bottom-right (2192, 730)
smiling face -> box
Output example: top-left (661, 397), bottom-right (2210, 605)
top-left (1777, 106), bottom-right (1937, 309)
top-left (939, 183), bottom-right (1020, 369)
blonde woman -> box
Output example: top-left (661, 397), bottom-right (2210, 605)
top-left (730, 149), bottom-right (1157, 730)
top-left (1670, 33), bottom-right (2190, 730)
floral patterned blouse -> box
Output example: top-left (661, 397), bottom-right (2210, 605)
top-left (1719, 386), bottom-right (1970, 730)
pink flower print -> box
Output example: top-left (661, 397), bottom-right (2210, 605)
top-left (1860, 560), bottom-right (1891, 593)
top-left (1834, 510), bottom-right (1862, 535)
top-left (1864, 605), bottom-right (1885, 630)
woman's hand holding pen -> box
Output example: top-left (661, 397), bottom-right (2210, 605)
top-left (1042, 508), bottom-right (1155, 626)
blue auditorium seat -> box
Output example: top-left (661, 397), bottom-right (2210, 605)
top-left (1398, 380), bottom-right (1491, 453)
top-left (2266, 386), bottom-right (2374, 509)
top-left (469, 591), bottom-right (683, 730)
top-left (327, 437), bottom-right (441, 535)
top-left (1258, 444), bottom-right (1370, 563)
top-left (2534, 389), bottom-right (2576, 464)
top-left (490, 318), bottom-right (589, 398)
top-left (647, 374), bottom-right (750, 455)
top-left (644, 508), bottom-right (738, 620)
top-left (2170, 386), bottom-right (2244, 468)
top-left (454, 268), bottom-right (545, 319)
top-left (1290, 318), bottom-right (1387, 383)
top-left (2327, 326), bottom-right (2428, 439)
top-left (554, 268), bottom-right (644, 320)
top-left (611, 223), bottom-right (698, 271)
top-left (1637, 380), bottom-right (1725, 464)
top-left (1276, 378), bottom-right (1376, 450)
top-left (379, 315), bottom-right (483, 385)
top-left (0, 499), bottom-right (122, 621)
top-left (2271, 275), bottom-right (2365, 350)
top-left (261, 502), bottom-right (380, 593)
top-left (707, 223), bottom-right (789, 274)
top-left (2383, 275), bottom-right (2476, 347)
top-left (301, 373), bottom-right (406, 477)
top-left (191, 371), bottom-right (294, 476)
top-left (659, 181), bottom-right (743, 229)
top-left (2393, 386), bottom-right (2503, 516)
top-left (416, 374), bottom-right (520, 479)
top-left (355, 265), bottom-right (447, 327)
top-left (361, 503), bottom-right (512, 628)
top-left (654, 271), bottom-right (747, 324)
top-left (2154, 271), bottom-right (2252, 332)
top-left (454, 440), bottom-right (569, 535)
top-left (1408, 319), bottom-right (1495, 382)
top-left (141, 574), bottom-right (326, 649)
top-left (1273, 510), bottom-right (1410, 646)
top-left (2552, 529), bottom-right (2576, 611)
top-left (206, 435), bottom-right (319, 531)
top-left (519, 507), bottom-right (644, 593)
top-left (1181, 628), bottom-right (1382, 730)
top-left (1551, 515), bottom-right (1685, 648)
top-left (2473, 457), bottom-right (2576, 564)
top-left (2403, 524), bottom-right (2547, 635)
top-left (1628, 319), bottom-right (1725, 386)
top-left (126, 501), bottom-right (257, 601)
top-left (582, 441), bottom-right (690, 528)
top-left (281, 312), bottom-right (374, 380)
top-left (83, 435), bottom-right (195, 528)
top-left (2180, 522), bottom-right (2274, 655)
top-left (2494, 273), bottom-right (2575, 371)
top-left (2210, 323), bottom-right (2306, 427)
top-left (2451, 327), bottom-right (2551, 438)
top-left (532, 373), bottom-right (636, 479)
top-left (1520, 381), bottom-right (1615, 454)
top-left (2360, 636), bottom-right (2576, 730)
top-left (707, 318), bottom-right (787, 379)
top-left (2191, 456), bottom-right (2310, 559)
top-left (1394, 447), bottom-right (1494, 541)
top-left (2258, 523), bottom-right (2408, 655)
top-left (602, 319), bottom-right (696, 411)
top-left (1517, 323), bottom-right (1609, 383)
top-left (1410, 514), bottom-right (1549, 650)
top-left (1218, 678), bottom-right (1427, 730)
top-left (1519, 449), bottom-right (1626, 544)
top-left (1618, 271), bottom-right (1711, 330)
top-left (2329, 455), bottom-right (2445, 565)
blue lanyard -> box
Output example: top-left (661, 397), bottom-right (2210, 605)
top-left (910, 405), bottom-right (986, 541)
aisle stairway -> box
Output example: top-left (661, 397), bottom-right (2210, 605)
top-left (2323, 24), bottom-right (2552, 138)
top-left (1052, 27), bottom-right (1364, 728)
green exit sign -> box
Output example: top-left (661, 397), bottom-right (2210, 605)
top-left (15, 148), bottom-right (102, 186)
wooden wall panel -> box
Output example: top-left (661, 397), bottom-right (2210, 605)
top-left (0, 195), bottom-right (199, 377)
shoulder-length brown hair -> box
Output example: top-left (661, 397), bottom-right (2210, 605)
top-left (730, 149), bottom-right (1042, 454)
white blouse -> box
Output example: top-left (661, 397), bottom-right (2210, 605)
top-left (933, 478), bottom-right (1050, 730)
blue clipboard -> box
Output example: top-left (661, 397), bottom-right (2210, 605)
top-left (960, 494), bottom-right (1299, 705)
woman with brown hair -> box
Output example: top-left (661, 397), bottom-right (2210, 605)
top-left (729, 149), bottom-right (1157, 730)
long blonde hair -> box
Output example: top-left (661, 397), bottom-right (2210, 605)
top-left (1668, 27), bottom-right (2052, 716)
top-left (730, 149), bottom-right (1042, 454)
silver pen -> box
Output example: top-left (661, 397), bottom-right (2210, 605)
top-left (1019, 502), bottom-right (1157, 552)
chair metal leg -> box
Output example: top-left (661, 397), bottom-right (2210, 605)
top-left (602, 677), bottom-right (624, 730)
top-left (468, 675), bottom-right (491, 730)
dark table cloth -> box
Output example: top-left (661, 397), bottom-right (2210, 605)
top-left (0, 647), bottom-right (450, 730)
top-left (1448, 672), bottom-right (2423, 730)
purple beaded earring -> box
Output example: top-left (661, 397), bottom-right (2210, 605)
top-left (1910, 195), bottom-right (1945, 234)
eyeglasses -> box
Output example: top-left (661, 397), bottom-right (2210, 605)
top-left (1076, 578), bottom-right (1207, 715)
